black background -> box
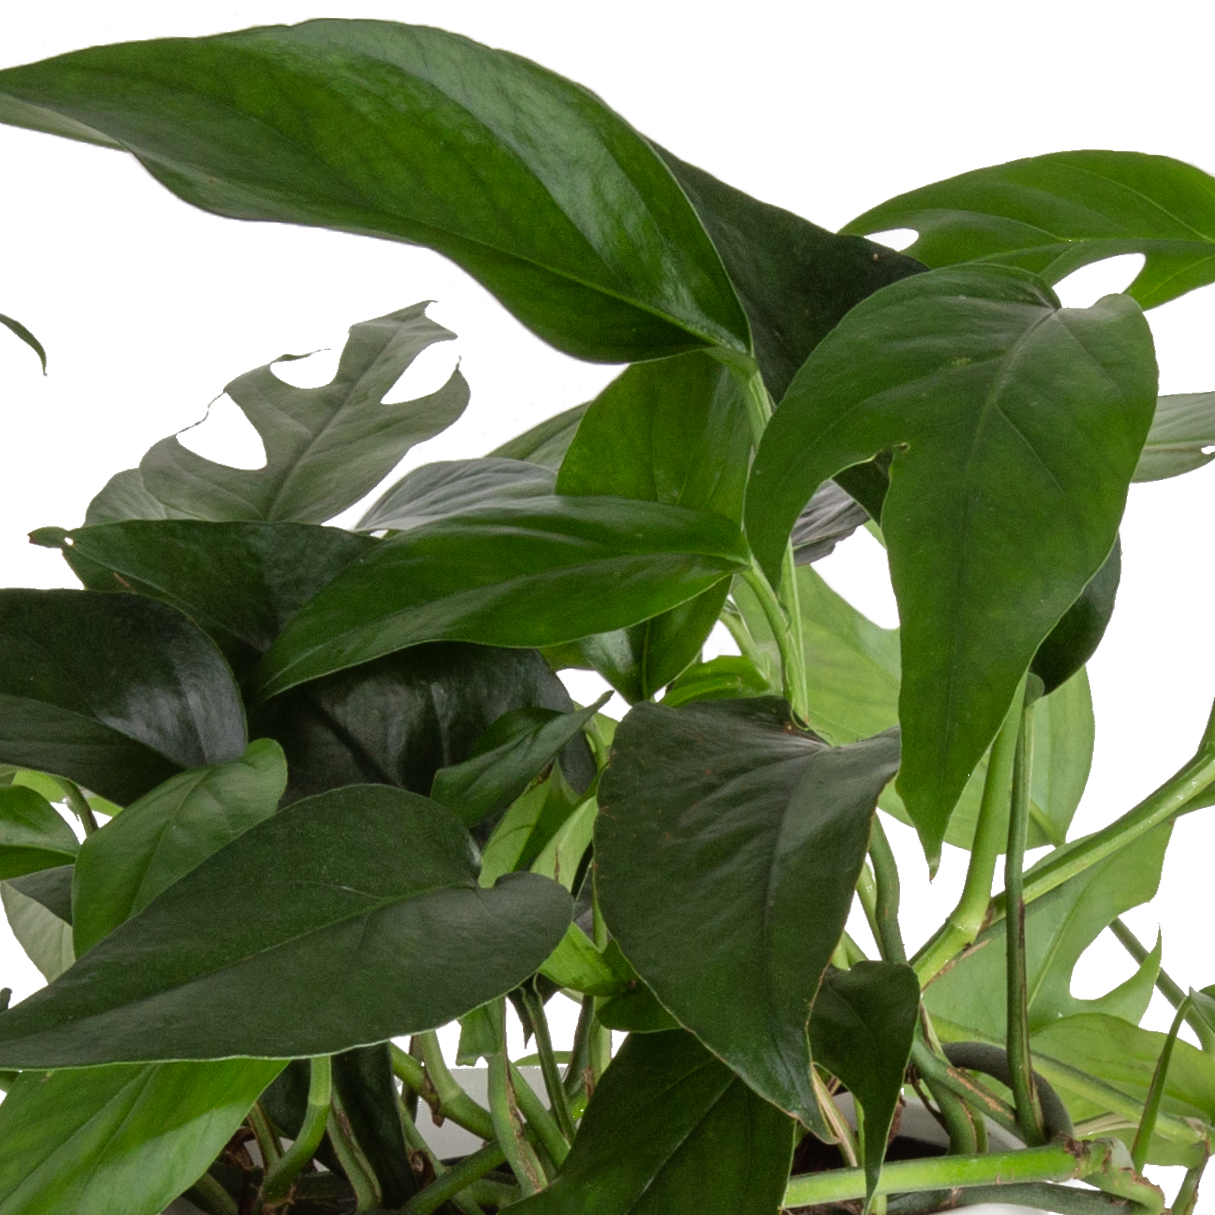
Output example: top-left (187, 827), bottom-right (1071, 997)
top-left (2, 11), bottom-right (1215, 1166)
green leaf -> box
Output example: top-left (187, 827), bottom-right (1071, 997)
top-left (925, 824), bottom-right (1171, 1039)
top-left (745, 265), bottom-right (1156, 863)
top-left (0, 785), bottom-right (572, 1065)
top-left (0, 1058), bottom-right (285, 1215)
top-left (539, 923), bottom-right (625, 997)
top-left (810, 962), bottom-right (920, 1207)
top-left (489, 404), bottom-right (588, 471)
top-left (661, 654), bottom-right (773, 707)
top-left (256, 497), bottom-right (749, 698)
top-left (1, 880), bottom-right (73, 981)
top-left (791, 481), bottom-right (871, 565)
top-left (141, 304), bottom-right (466, 523)
top-left (658, 148), bottom-right (925, 400)
top-left (0, 312), bottom-right (46, 373)
top-left (0, 22), bottom-right (750, 364)
top-left (509, 1030), bottom-right (793, 1215)
top-left (0, 590), bottom-right (246, 804)
top-left (529, 794), bottom-right (595, 891)
top-left (596, 697), bottom-right (899, 1127)
top-left (6, 864), bottom-right (73, 924)
top-left (72, 739), bottom-right (287, 956)
top-left (844, 151), bottom-right (1215, 309)
top-left (596, 985), bottom-right (680, 1034)
top-left (432, 698), bottom-right (605, 830)
top-left (59, 520), bottom-right (375, 679)
top-left (478, 763), bottom-right (585, 887)
top-left (358, 458), bottom-right (555, 533)
top-left (84, 469), bottom-right (192, 526)
top-left (1133, 392), bottom-right (1215, 482)
top-left (0, 787), bottom-right (78, 879)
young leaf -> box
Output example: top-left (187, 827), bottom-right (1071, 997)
top-left (478, 763), bottom-right (585, 887)
top-left (0, 590), bottom-right (246, 803)
top-left (1133, 392), bottom-right (1215, 482)
top-left (844, 150), bottom-right (1215, 309)
top-left (810, 962), bottom-right (920, 1207)
top-left (0, 1058), bottom-right (285, 1215)
top-left (256, 498), bottom-right (750, 698)
top-left (745, 264), bottom-right (1156, 863)
top-left (0, 786), bottom-right (572, 1066)
top-left (662, 654), bottom-right (773, 707)
top-left (0, 311), bottom-right (46, 373)
top-left (0, 786), bottom-right (79, 879)
top-left (596, 697), bottom-right (900, 1128)
top-left (509, 1030), bottom-right (793, 1215)
top-left (0, 22), bottom-right (750, 364)
top-left (72, 739), bottom-right (288, 956)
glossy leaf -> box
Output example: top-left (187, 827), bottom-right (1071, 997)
top-left (0, 590), bottom-right (246, 803)
top-left (539, 923), bottom-right (625, 997)
top-left (72, 739), bottom-right (287, 956)
top-left (0, 312), bottom-right (46, 373)
top-left (1133, 392), bottom-right (1215, 482)
top-left (0, 785), bottom-right (573, 1065)
top-left (510, 1029), bottom-right (793, 1215)
top-left (662, 654), bottom-right (773, 707)
top-left (146, 305), bottom-right (467, 522)
top-left (489, 404), bottom-right (588, 470)
top-left (596, 985), bottom-right (680, 1034)
top-left (791, 481), bottom-right (870, 565)
top-left (810, 962), bottom-right (920, 1205)
top-left (478, 763), bottom-right (585, 886)
top-left (0, 1058), bottom-right (284, 1215)
top-left (358, 458), bottom-right (555, 532)
top-left (596, 697), bottom-right (900, 1127)
top-left (844, 150), bottom-right (1215, 309)
top-left (256, 497), bottom-right (749, 698)
top-left (0, 23), bottom-right (750, 363)
top-left (59, 520), bottom-right (374, 679)
top-left (6, 864), bottom-right (73, 924)
top-left (1, 881), bottom-right (73, 981)
top-left (746, 264), bottom-right (1156, 862)
top-left (0, 786), bottom-right (78, 879)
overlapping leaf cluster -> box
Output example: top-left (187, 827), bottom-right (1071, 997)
top-left (0, 18), bottom-right (1213, 1215)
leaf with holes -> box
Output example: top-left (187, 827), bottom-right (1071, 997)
top-left (1133, 392), bottom-right (1215, 482)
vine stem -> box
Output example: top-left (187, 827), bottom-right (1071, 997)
top-left (740, 561), bottom-right (809, 721)
top-left (1131, 996), bottom-right (1190, 1173)
top-left (519, 984), bottom-right (576, 1143)
top-left (327, 1098), bottom-right (381, 1210)
top-left (396, 1101), bottom-right (492, 1215)
top-left (260, 1056), bottom-right (332, 1206)
top-left (488, 1050), bottom-right (546, 1196)
top-left (867, 815), bottom-right (906, 963)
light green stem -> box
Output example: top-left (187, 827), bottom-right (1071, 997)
top-left (1131, 997), bottom-right (1190, 1172)
top-left (867, 816), bottom-right (906, 963)
top-left (720, 601), bottom-right (769, 674)
top-left (260, 1056), bottom-right (332, 1205)
top-left (488, 1051), bottom-right (546, 1196)
top-left (326, 1101), bottom-right (380, 1211)
top-left (740, 561), bottom-right (809, 720)
top-left (409, 1034), bottom-right (496, 1142)
top-left (397, 1100), bottom-right (489, 1215)
top-left (510, 1060), bottom-right (568, 1167)
top-left (519, 985), bottom-right (576, 1144)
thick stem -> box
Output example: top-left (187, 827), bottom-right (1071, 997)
top-left (909, 1037), bottom-right (978, 1154)
top-left (185, 1173), bottom-right (240, 1215)
top-left (1172, 1151), bottom-right (1209, 1215)
top-left (908, 1038), bottom-right (1020, 1141)
top-left (564, 994), bottom-right (595, 1104)
top-left (868, 815), bottom-right (907, 963)
top-left (246, 1102), bottom-right (282, 1170)
top-left (509, 1060), bottom-right (569, 1167)
top-left (260, 1056), bottom-right (333, 1206)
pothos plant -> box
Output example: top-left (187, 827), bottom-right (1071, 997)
top-left (0, 19), bottom-right (1213, 1215)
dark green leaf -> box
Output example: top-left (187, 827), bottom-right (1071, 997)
top-left (0, 590), bottom-right (246, 803)
top-left (1133, 392), bottom-right (1215, 482)
top-left (72, 739), bottom-right (287, 956)
top-left (0, 785), bottom-right (573, 1065)
top-left (59, 520), bottom-right (375, 678)
top-left (250, 642), bottom-right (592, 806)
top-left (333, 1044), bottom-right (417, 1205)
top-left (256, 498), bottom-right (749, 698)
top-left (658, 148), bottom-right (925, 400)
top-left (0, 23), bottom-right (750, 363)
top-left (596, 697), bottom-right (899, 1127)
top-left (661, 654), bottom-right (773, 707)
top-left (746, 265), bottom-right (1155, 863)
top-left (6, 864), bottom-right (73, 924)
top-left (143, 304), bottom-right (466, 523)
top-left (844, 151), bottom-right (1215, 309)
top-left (0, 787), bottom-right (78, 879)
top-left (596, 985), bottom-right (679, 1033)
top-left (810, 962), bottom-right (920, 1205)
top-left (0, 311), bottom-right (46, 373)
top-left (489, 403), bottom-right (589, 470)
top-left (358, 458), bottom-right (555, 532)
top-left (0, 881), bottom-right (73, 981)
top-left (0, 1058), bottom-right (284, 1215)
top-left (792, 481), bottom-right (870, 565)
top-left (510, 1030), bottom-right (793, 1215)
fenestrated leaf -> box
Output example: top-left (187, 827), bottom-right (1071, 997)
top-left (256, 497), bottom-right (749, 698)
top-left (0, 881), bottom-right (73, 981)
top-left (509, 1029), bottom-right (793, 1215)
top-left (358, 458), bottom-right (555, 533)
top-left (489, 404), bottom-right (588, 471)
top-left (0, 311), bottom-right (46, 373)
top-left (745, 264), bottom-right (1156, 864)
top-left (58, 520), bottom-right (375, 678)
top-left (0, 786), bottom-right (78, 879)
top-left (141, 304), bottom-right (467, 523)
top-left (925, 824), bottom-right (1171, 1040)
top-left (0, 590), bottom-right (246, 804)
top-left (0, 785), bottom-right (573, 1065)
top-left (72, 739), bottom-right (288, 956)
top-left (1133, 392), bottom-right (1215, 482)
top-left (0, 1058), bottom-right (284, 1215)
top-left (844, 150), bottom-right (1215, 309)
top-left (84, 469), bottom-right (192, 527)
top-left (0, 22), bottom-right (750, 364)
top-left (810, 962), bottom-right (920, 1207)
top-left (596, 697), bottom-right (900, 1128)
top-left (250, 642), bottom-right (593, 806)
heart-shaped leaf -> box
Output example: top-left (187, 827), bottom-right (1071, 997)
top-left (1133, 392), bottom-right (1215, 482)
top-left (142, 304), bottom-right (466, 523)
top-left (509, 1029), bottom-right (793, 1215)
top-left (256, 497), bottom-right (749, 698)
top-left (596, 697), bottom-right (900, 1127)
top-left (0, 590), bottom-right (246, 804)
top-left (0, 22), bottom-right (750, 364)
top-left (745, 264), bottom-right (1156, 863)
top-left (844, 150), bottom-right (1215, 309)
top-left (0, 785), bottom-right (572, 1065)
top-left (0, 787), bottom-right (78, 880)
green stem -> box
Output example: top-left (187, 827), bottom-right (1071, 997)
top-left (720, 601), bottom-right (769, 674)
top-left (1172, 1150), bottom-right (1209, 1215)
top-left (260, 1056), bottom-right (332, 1205)
top-left (1006, 678), bottom-right (1045, 1146)
top-left (397, 1100), bottom-right (489, 1215)
top-left (564, 994), bottom-right (594, 1104)
top-left (589, 894), bottom-right (612, 1083)
top-left (519, 985), bottom-right (576, 1143)
top-left (909, 1037), bottom-right (978, 1154)
top-left (411, 1033), bottom-right (496, 1142)
top-left (914, 676), bottom-right (1027, 985)
top-left (908, 1038), bottom-right (1020, 1141)
top-left (510, 1060), bottom-right (568, 1167)
top-left (741, 561), bottom-right (809, 721)
top-left (812, 1069), bottom-right (859, 1167)
top-left (488, 1050), bottom-right (546, 1196)
top-left (1131, 997), bottom-right (1190, 1173)
top-left (186, 1173), bottom-right (240, 1215)
top-left (868, 816), bottom-right (907, 963)
top-left (246, 1101), bottom-right (282, 1170)
top-left (61, 781), bottom-right (99, 835)
top-left (327, 1100), bottom-right (381, 1211)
